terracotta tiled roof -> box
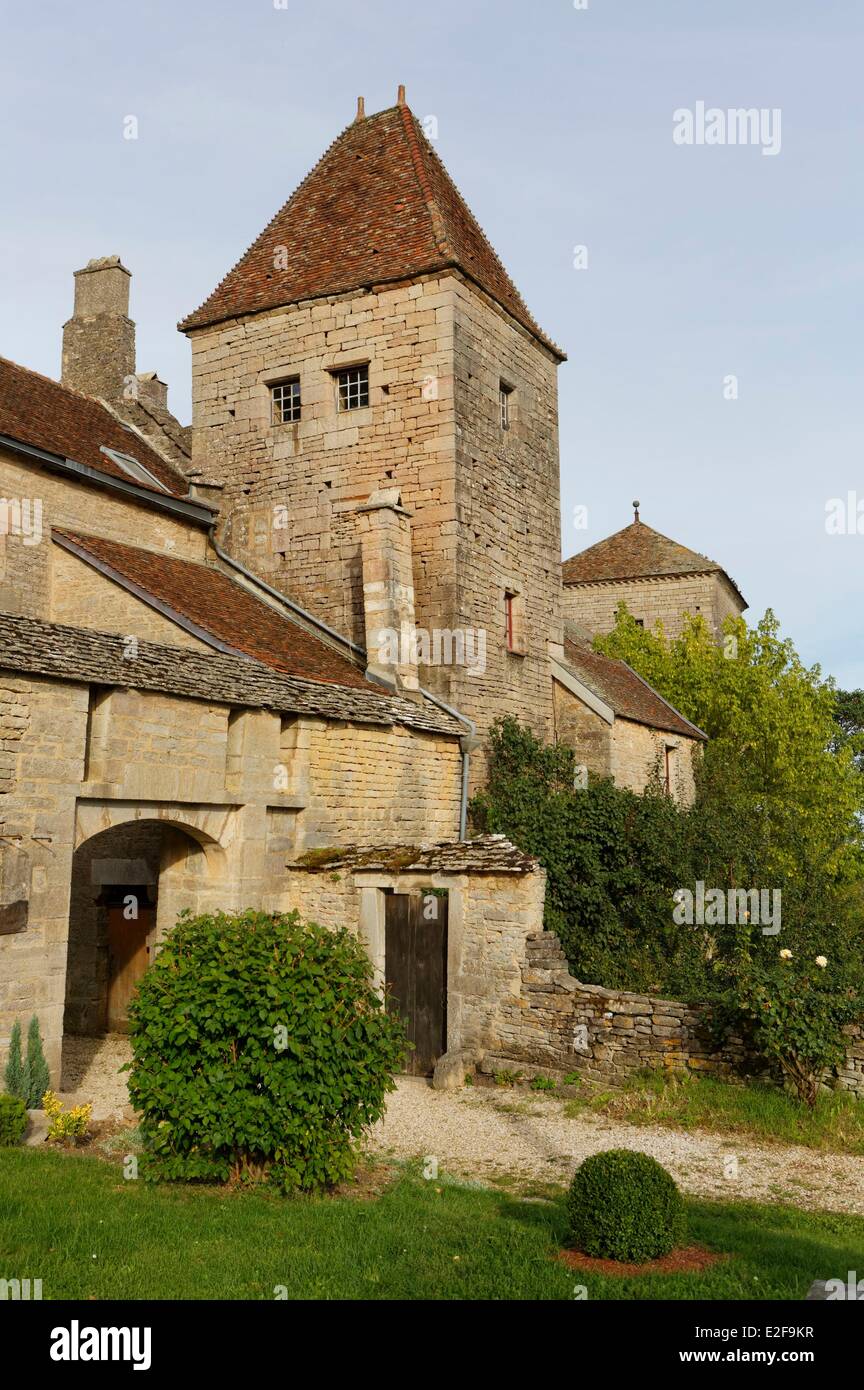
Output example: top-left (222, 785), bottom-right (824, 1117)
top-left (559, 637), bottom-right (707, 741)
top-left (179, 103), bottom-right (564, 359)
top-left (289, 835), bottom-right (538, 874)
top-left (562, 519), bottom-right (745, 605)
top-left (0, 612), bottom-right (463, 737)
top-left (53, 529), bottom-right (376, 691)
top-left (0, 356), bottom-right (189, 498)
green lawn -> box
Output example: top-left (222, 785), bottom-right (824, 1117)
top-left (564, 1070), bottom-right (864, 1155)
top-left (1, 1147), bottom-right (860, 1300)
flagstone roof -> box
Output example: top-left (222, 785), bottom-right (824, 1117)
top-left (289, 835), bottom-right (539, 874)
top-left (179, 101), bottom-right (564, 359)
top-left (0, 612), bottom-right (463, 736)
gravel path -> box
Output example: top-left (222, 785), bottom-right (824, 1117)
top-left (370, 1078), bottom-right (864, 1216)
top-left (58, 1040), bottom-right (864, 1215)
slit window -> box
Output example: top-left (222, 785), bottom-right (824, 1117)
top-left (499, 382), bottom-right (513, 430)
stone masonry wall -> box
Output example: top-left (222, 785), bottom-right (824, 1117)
top-left (187, 270), bottom-right (563, 754)
top-left (563, 571), bottom-right (744, 643)
top-left (485, 932), bottom-right (864, 1096)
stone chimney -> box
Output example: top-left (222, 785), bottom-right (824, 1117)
top-left (357, 488), bottom-right (419, 692)
top-left (61, 256), bottom-right (135, 402)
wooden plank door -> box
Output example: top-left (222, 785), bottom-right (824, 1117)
top-left (384, 891), bottom-right (448, 1076)
top-left (106, 903), bottom-right (153, 1032)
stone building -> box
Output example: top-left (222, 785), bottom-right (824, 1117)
top-left (0, 91), bottom-right (711, 1087)
top-left (562, 503), bottom-right (747, 642)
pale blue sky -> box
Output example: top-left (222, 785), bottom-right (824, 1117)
top-left (2, 0), bottom-right (862, 685)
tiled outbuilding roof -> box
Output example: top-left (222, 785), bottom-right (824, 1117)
top-left (559, 637), bottom-right (707, 741)
top-left (562, 518), bottom-right (745, 606)
top-left (0, 613), bottom-right (463, 737)
top-left (289, 835), bottom-right (539, 874)
top-left (0, 355), bottom-right (189, 499)
top-left (179, 102), bottom-right (564, 359)
top-left (52, 529), bottom-right (374, 691)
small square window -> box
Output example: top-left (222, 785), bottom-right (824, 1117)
top-left (499, 382), bottom-right (513, 430)
top-left (271, 378), bottom-right (301, 424)
top-left (335, 365), bottom-right (369, 412)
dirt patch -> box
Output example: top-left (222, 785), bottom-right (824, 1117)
top-left (557, 1245), bottom-right (728, 1277)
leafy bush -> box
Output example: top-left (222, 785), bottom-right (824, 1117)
top-left (127, 909), bottom-right (406, 1192)
top-left (3, 1015), bottom-right (51, 1108)
top-left (0, 1093), bottom-right (27, 1146)
top-left (567, 1148), bottom-right (686, 1261)
top-left (715, 933), bottom-right (862, 1107)
top-left (43, 1091), bottom-right (92, 1143)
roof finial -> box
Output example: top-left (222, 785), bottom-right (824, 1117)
top-left (355, 96), bottom-right (366, 121)
top-left (632, 499), bottom-right (641, 523)
top-left (397, 84), bottom-right (406, 106)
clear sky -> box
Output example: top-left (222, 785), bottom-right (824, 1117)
top-left (2, 0), bottom-right (862, 686)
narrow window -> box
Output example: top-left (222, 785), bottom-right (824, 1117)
top-left (499, 382), bottom-right (513, 430)
top-left (334, 365), bottom-right (369, 412)
top-left (664, 745), bottom-right (675, 795)
top-left (271, 377), bottom-right (301, 424)
top-left (505, 592), bottom-right (515, 650)
top-left (634, 618), bottom-right (645, 629)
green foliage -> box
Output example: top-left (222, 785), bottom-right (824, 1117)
top-left (3, 1020), bottom-right (26, 1103)
top-left (127, 909), bottom-right (406, 1193)
top-left (714, 932), bottom-right (863, 1107)
top-left (470, 717), bottom-right (702, 993)
top-left (25, 1015), bottom-right (50, 1109)
top-left (0, 1093), bottom-right (27, 1146)
top-left (596, 608), bottom-right (864, 962)
top-left (530, 1075), bottom-right (557, 1092)
top-left (3, 1016), bottom-right (50, 1108)
top-left (567, 1148), bottom-right (686, 1261)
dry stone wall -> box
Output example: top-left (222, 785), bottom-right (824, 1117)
top-left (484, 932), bottom-right (864, 1096)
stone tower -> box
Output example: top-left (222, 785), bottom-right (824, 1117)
top-left (562, 505), bottom-right (747, 642)
top-left (179, 91), bottom-right (566, 743)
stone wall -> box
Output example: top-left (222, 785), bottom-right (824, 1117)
top-left (562, 570), bottom-right (744, 643)
top-left (283, 854), bottom-right (547, 1060)
top-left (0, 444), bottom-right (207, 622)
top-left (0, 671), bottom-right (462, 1086)
top-left (484, 932), bottom-right (864, 1096)
top-left (552, 679), bottom-right (698, 804)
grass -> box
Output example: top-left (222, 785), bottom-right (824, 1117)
top-left (563, 1070), bottom-right (864, 1155)
top-left (1, 1145), bottom-right (861, 1300)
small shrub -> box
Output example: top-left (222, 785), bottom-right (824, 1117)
top-left (3, 1020), bottom-right (27, 1102)
top-left (530, 1075), bottom-right (557, 1092)
top-left (127, 909), bottom-right (406, 1192)
top-left (567, 1148), bottom-right (686, 1261)
top-left (494, 1069), bottom-right (522, 1088)
top-left (43, 1091), bottom-right (92, 1143)
top-left (25, 1015), bottom-right (50, 1109)
top-left (0, 1093), bottom-right (27, 1146)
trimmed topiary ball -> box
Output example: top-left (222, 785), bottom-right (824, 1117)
top-left (0, 1093), bottom-right (28, 1146)
top-left (127, 909), bottom-right (406, 1193)
top-left (567, 1148), bottom-right (685, 1261)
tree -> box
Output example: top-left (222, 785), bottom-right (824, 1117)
top-left (596, 607), bottom-right (864, 980)
top-left (25, 1015), bottom-right (50, 1109)
top-left (3, 1019), bottom-right (27, 1103)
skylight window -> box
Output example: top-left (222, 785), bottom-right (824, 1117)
top-left (99, 445), bottom-right (169, 493)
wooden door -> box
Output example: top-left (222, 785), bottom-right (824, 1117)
top-left (384, 891), bottom-right (448, 1076)
top-left (106, 902), bottom-right (153, 1032)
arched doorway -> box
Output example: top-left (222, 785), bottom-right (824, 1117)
top-left (63, 819), bottom-right (212, 1039)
